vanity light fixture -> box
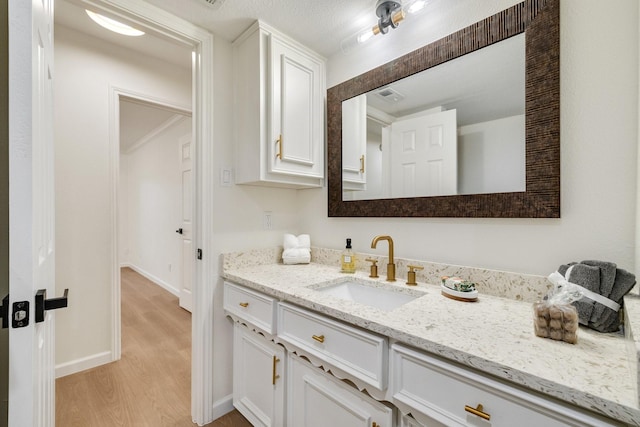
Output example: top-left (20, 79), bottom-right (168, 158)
top-left (85, 10), bottom-right (145, 37)
top-left (341, 0), bottom-right (428, 53)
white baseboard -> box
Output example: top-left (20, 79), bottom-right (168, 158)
top-left (55, 351), bottom-right (113, 379)
top-left (211, 394), bottom-right (234, 423)
top-left (124, 263), bottom-right (180, 297)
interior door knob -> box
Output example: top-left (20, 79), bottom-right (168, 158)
top-left (176, 228), bottom-right (183, 234)
top-left (35, 288), bottom-right (69, 323)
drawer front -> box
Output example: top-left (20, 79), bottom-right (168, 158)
top-left (391, 344), bottom-right (621, 427)
top-left (224, 282), bottom-right (276, 334)
top-left (277, 302), bottom-right (387, 390)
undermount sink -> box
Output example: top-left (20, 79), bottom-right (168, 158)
top-left (315, 280), bottom-right (423, 311)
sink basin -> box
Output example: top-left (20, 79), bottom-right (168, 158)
top-left (316, 280), bottom-right (422, 311)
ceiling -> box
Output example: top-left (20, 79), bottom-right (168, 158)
top-left (54, 0), bottom-right (387, 151)
top-left (56, 0), bottom-right (385, 63)
top-left (119, 100), bottom-right (190, 153)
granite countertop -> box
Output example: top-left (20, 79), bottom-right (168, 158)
top-left (223, 261), bottom-right (640, 425)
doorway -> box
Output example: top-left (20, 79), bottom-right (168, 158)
top-left (117, 95), bottom-right (193, 313)
top-left (53, 0), bottom-right (216, 424)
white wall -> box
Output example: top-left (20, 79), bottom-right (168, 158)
top-left (458, 115), bottom-right (525, 195)
top-left (54, 25), bottom-right (192, 370)
top-left (120, 116), bottom-right (191, 295)
top-left (209, 37), bottom-right (303, 407)
top-left (297, 0), bottom-right (639, 277)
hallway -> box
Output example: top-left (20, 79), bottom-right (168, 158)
top-left (55, 268), bottom-right (250, 426)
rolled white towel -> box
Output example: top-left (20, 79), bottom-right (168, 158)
top-left (282, 248), bottom-right (310, 265)
top-left (297, 234), bottom-right (310, 249)
top-left (283, 234), bottom-right (299, 250)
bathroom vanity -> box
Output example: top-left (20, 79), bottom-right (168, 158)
top-left (222, 248), bottom-right (639, 426)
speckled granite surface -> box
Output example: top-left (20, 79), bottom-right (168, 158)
top-left (222, 248), bottom-right (640, 425)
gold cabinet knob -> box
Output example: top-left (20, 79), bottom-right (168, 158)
top-left (406, 265), bottom-right (424, 286)
top-left (239, 302), bottom-right (249, 308)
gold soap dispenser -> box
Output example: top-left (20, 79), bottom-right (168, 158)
top-left (341, 238), bottom-right (356, 273)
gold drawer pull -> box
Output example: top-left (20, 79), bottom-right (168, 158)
top-left (272, 356), bottom-right (280, 385)
top-left (312, 334), bottom-right (325, 343)
top-left (275, 134), bottom-right (283, 159)
top-left (239, 302), bottom-right (249, 308)
top-left (464, 404), bottom-right (491, 421)
top-left (360, 154), bottom-right (365, 173)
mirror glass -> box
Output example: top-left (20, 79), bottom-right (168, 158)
top-left (342, 33), bottom-right (525, 201)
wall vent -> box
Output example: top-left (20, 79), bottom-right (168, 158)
top-left (374, 86), bottom-right (404, 103)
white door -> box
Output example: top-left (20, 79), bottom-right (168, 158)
top-left (390, 109), bottom-right (458, 197)
top-left (9, 0), bottom-right (57, 426)
top-left (178, 133), bottom-right (193, 312)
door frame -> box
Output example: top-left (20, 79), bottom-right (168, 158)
top-left (110, 87), bottom-right (192, 360)
top-left (83, 0), bottom-right (216, 424)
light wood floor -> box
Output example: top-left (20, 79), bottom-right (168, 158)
top-left (56, 267), bottom-right (252, 427)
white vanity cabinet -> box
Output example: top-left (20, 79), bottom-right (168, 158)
top-left (390, 344), bottom-right (625, 427)
top-left (233, 20), bottom-right (325, 189)
top-left (224, 282), bottom-right (283, 426)
top-left (287, 352), bottom-right (394, 427)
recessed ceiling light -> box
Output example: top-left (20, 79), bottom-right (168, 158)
top-left (85, 10), bottom-right (145, 37)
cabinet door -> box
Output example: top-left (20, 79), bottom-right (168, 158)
top-left (342, 94), bottom-right (367, 190)
top-left (270, 36), bottom-right (323, 179)
top-left (233, 324), bottom-right (285, 427)
top-left (287, 353), bottom-right (393, 427)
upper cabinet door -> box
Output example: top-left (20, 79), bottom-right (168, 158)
top-left (270, 37), bottom-right (324, 180)
top-left (233, 21), bottom-right (326, 189)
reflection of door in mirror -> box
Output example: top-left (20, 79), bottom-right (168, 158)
top-left (390, 109), bottom-right (457, 197)
top-left (342, 94), bottom-right (367, 193)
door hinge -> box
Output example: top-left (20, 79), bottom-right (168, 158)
top-left (197, 248), bottom-right (203, 260)
top-left (0, 294), bottom-right (8, 329)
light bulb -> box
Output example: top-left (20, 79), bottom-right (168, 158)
top-left (86, 10), bottom-right (145, 36)
top-left (406, 0), bottom-right (427, 14)
top-left (357, 29), bottom-right (375, 44)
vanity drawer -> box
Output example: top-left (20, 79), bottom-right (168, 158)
top-left (277, 302), bottom-right (387, 390)
top-left (224, 282), bottom-right (276, 334)
top-left (390, 344), bottom-right (623, 427)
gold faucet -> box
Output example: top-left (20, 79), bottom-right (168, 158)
top-left (371, 235), bottom-right (395, 282)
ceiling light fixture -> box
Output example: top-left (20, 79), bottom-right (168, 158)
top-left (341, 0), bottom-right (428, 53)
top-left (85, 10), bottom-right (145, 37)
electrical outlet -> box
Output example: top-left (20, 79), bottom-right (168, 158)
top-left (263, 211), bottom-right (273, 230)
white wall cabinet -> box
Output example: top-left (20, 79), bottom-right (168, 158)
top-left (233, 21), bottom-right (325, 189)
top-left (287, 352), bottom-right (393, 427)
top-left (233, 323), bottom-right (285, 427)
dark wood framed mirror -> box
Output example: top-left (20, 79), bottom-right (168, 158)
top-left (327, 0), bottom-right (559, 218)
